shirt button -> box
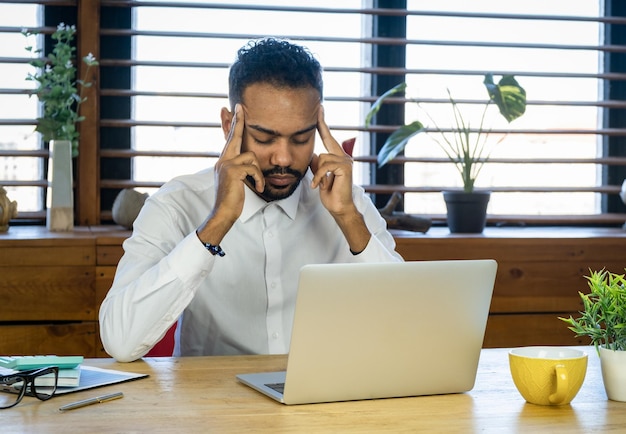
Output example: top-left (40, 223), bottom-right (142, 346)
top-left (272, 332), bottom-right (279, 339)
top-left (268, 231), bottom-right (274, 238)
top-left (270, 281), bottom-right (277, 288)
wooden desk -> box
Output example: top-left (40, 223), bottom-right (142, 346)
top-left (2, 347), bottom-right (622, 433)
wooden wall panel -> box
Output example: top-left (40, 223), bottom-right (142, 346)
top-left (95, 237), bottom-right (126, 357)
top-left (95, 264), bottom-right (115, 357)
top-left (484, 313), bottom-right (592, 348)
top-left (0, 246), bottom-right (94, 266)
top-left (0, 227), bottom-right (99, 355)
top-left (96, 245), bottom-right (125, 266)
top-left (2, 226), bottom-right (626, 356)
top-left (0, 323), bottom-right (97, 357)
top-left (0, 266), bottom-right (95, 321)
top-left (96, 265), bottom-right (115, 309)
top-left (393, 227), bottom-right (626, 348)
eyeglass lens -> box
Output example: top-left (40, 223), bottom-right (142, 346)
top-left (0, 375), bottom-right (27, 409)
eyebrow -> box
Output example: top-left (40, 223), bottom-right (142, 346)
top-left (246, 123), bottom-right (317, 137)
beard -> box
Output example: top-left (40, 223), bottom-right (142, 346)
top-left (246, 166), bottom-right (305, 201)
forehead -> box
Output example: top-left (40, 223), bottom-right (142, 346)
top-left (241, 83), bottom-right (320, 134)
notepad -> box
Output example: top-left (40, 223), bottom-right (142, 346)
top-left (50, 365), bottom-right (149, 395)
top-left (37, 367), bottom-right (81, 387)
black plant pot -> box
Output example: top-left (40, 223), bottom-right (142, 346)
top-left (443, 190), bottom-right (491, 233)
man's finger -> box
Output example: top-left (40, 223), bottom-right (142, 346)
top-left (236, 153), bottom-right (265, 193)
top-left (317, 105), bottom-right (345, 156)
top-left (221, 104), bottom-right (244, 158)
top-left (309, 153), bottom-right (320, 175)
top-left (310, 154), bottom-right (342, 189)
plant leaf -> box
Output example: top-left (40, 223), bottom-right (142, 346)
top-left (483, 74), bottom-right (527, 123)
top-left (377, 120), bottom-right (425, 167)
top-left (561, 268), bottom-right (626, 350)
top-left (365, 82), bottom-right (407, 127)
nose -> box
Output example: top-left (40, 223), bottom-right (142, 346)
top-left (269, 139), bottom-right (294, 167)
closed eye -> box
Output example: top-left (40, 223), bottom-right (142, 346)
top-left (251, 134), bottom-right (276, 145)
top-left (292, 133), bottom-right (314, 145)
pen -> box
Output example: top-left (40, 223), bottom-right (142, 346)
top-left (59, 391), bottom-right (124, 412)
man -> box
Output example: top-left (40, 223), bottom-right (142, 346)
top-left (99, 38), bottom-right (403, 362)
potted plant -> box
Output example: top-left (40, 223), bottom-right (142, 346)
top-left (23, 23), bottom-right (98, 231)
top-left (560, 269), bottom-right (626, 401)
top-left (24, 23), bottom-right (98, 157)
top-left (365, 74), bottom-right (526, 233)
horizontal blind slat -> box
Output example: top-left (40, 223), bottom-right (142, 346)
top-left (98, 28), bottom-right (626, 53)
top-left (98, 1), bottom-right (626, 25)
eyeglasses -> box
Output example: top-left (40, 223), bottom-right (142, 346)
top-left (0, 366), bottom-right (59, 409)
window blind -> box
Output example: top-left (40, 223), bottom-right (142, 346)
top-left (1, 0), bottom-right (625, 226)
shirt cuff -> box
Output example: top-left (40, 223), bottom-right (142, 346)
top-left (351, 235), bottom-right (403, 263)
top-left (166, 232), bottom-right (216, 285)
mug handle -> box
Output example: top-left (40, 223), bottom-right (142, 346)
top-left (549, 364), bottom-right (568, 404)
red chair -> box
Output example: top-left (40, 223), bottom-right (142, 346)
top-left (145, 323), bottom-right (177, 357)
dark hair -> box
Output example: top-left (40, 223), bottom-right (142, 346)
top-left (228, 38), bottom-right (323, 109)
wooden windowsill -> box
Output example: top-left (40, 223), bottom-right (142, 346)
top-left (391, 225), bottom-right (626, 239)
top-left (1, 224), bottom-right (626, 244)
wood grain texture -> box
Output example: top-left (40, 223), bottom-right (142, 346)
top-left (0, 266), bottom-right (95, 321)
top-left (0, 246), bottom-right (94, 266)
top-left (76, 0), bottom-right (101, 225)
top-left (2, 348), bottom-right (623, 433)
top-left (0, 323), bottom-right (97, 356)
top-left (2, 225), bottom-right (626, 356)
top-left (96, 245), bottom-right (124, 266)
top-left (484, 313), bottom-right (591, 347)
top-left (95, 265), bottom-right (115, 308)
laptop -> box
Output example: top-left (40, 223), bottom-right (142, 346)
top-left (236, 259), bottom-right (497, 405)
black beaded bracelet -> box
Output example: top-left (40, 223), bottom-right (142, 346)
top-left (203, 242), bottom-right (225, 257)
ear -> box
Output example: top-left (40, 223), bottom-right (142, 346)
top-left (220, 107), bottom-right (233, 139)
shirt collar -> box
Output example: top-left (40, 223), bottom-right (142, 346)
top-left (239, 180), bottom-right (303, 222)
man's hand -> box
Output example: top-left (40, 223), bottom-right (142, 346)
top-left (310, 106), bottom-right (357, 217)
top-left (197, 104), bottom-right (264, 245)
top-left (310, 106), bottom-right (371, 253)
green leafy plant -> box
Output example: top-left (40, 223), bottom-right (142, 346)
top-left (23, 23), bottom-right (99, 157)
top-left (560, 269), bottom-right (626, 352)
top-left (365, 74), bottom-right (526, 193)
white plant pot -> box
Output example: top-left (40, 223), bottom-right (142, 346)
top-left (46, 140), bottom-right (74, 231)
top-left (599, 346), bottom-right (626, 402)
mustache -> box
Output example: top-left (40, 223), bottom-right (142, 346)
top-left (245, 166), bottom-right (304, 193)
top-left (263, 167), bottom-right (303, 178)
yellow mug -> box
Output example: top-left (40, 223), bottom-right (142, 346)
top-left (508, 346), bottom-right (587, 405)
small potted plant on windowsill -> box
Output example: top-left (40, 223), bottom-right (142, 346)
top-left (365, 74), bottom-right (526, 233)
top-left (559, 269), bottom-right (626, 402)
top-left (23, 23), bottom-right (98, 231)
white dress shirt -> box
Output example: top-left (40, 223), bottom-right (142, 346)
top-left (99, 167), bottom-right (403, 362)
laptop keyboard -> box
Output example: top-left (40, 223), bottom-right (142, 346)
top-left (265, 382), bottom-right (285, 394)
